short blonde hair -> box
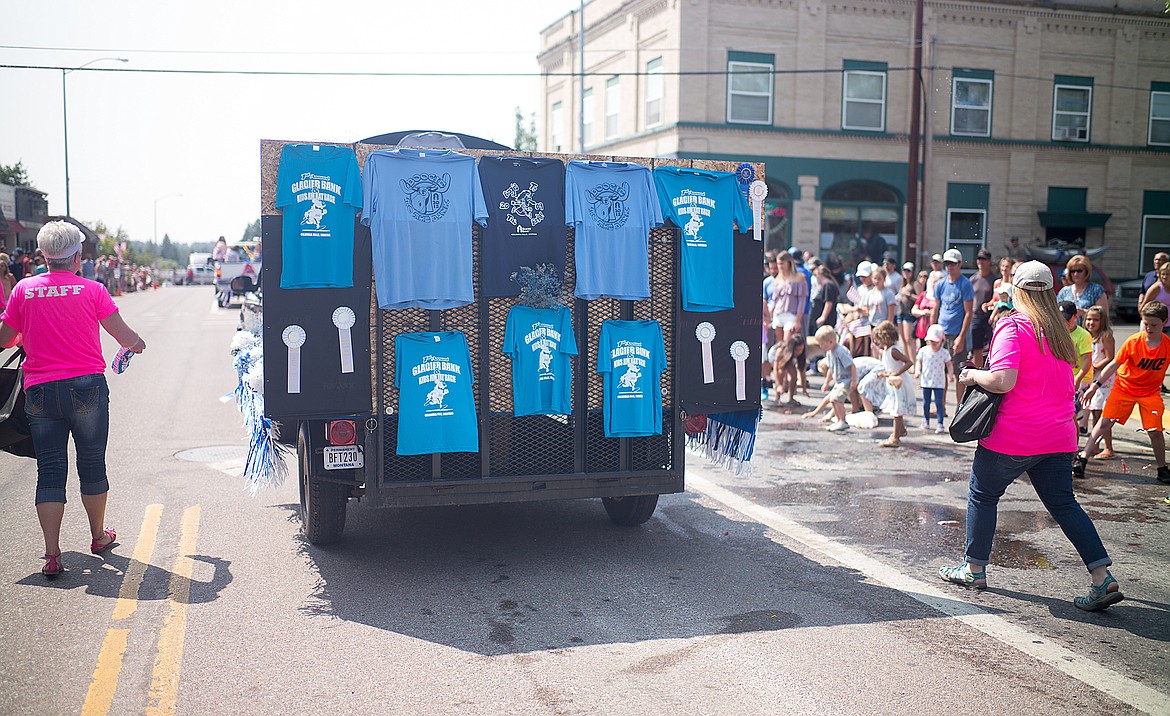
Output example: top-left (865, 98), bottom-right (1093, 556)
top-left (814, 325), bottom-right (837, 342)
top-left (37, 220), bottom-right (83, 262)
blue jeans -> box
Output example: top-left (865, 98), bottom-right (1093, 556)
top-left (923, 387), bottom-right (945, 424)
top-left (25, 374), bottom-right (110, 504)
top-left (965, 446), bottom-right (1110, 571)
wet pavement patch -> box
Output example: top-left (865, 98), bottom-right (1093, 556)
top-left (721, 610), bottom-right (801, 633)
top-left (174, 445), bottom-right (248, 462)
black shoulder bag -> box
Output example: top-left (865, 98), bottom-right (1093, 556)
top-left (949, 358), bottom-right (1004, 443)
top-left (0, 348), bottom-right (36, 458)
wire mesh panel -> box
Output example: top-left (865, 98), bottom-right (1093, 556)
top-left (583, 297), bottom-right (623, 473)
top-left (629, 225), bottom-right (677, 471)
top-left (379, 304), bottom-right (432, 482)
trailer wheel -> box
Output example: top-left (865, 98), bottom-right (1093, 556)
top-left (602, 495), bottom-right (659, 526)
top-left (298, 425), bottom-right (347, 545)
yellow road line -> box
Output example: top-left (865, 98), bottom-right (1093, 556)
top-left (81, 503), bottom-right (164, 716)
top-left (146, 504), bottom-right (201, 716)
top-left (112, 503), bottom-right (164, 621)
top-left (80, 629), bottom-right (130, 716)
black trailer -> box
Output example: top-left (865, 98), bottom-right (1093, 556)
top-left (259, 140), bottom-right (763, 544)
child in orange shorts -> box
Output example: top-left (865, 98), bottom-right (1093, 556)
top-left (1076, 300), bottom-right (1170, 484)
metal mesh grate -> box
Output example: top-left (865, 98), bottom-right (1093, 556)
top-left (378, 215), bottom-right (678, 482)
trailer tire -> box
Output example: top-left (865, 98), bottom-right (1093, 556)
top-left (602, 494), bottom-right (659, 526)
top-left (298, 425), bottom-right (347, 545)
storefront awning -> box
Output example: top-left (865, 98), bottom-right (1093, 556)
top-left (1037, 211), bottom-right (1111, 228)
top-left (3, 219), bottom-right (27, 235)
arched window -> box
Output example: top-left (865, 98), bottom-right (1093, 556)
top-left (820, 180), bottom-right (901, 269)
top-left (764, 178), bottom-right (791, 253)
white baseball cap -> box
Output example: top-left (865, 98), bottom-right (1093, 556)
top-left (1012, 260), bottom-right (1055, 291)
top-left (942, 248), bottom-right (963, 264)
top-left (856, 261), bottom-right (874, 277)
top-left (902, 261), bottom-right (915, 271)
top-left (931, 253), bottom-right (943, 262)
top-left (926, 324), bottom-right (945, 342)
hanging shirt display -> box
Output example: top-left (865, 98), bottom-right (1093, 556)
top-left (653, 167), bottom-right (754, 312)
top-left (502, 305), bottom-right (577, 415)
top-left (275, 144), bottom-right (363, 289)
top-left (362, 148), bottom-right (488, 310)
top-left (597, 320), bottom-right (667, 438)
top-left (394, 331), bottom-right (479, 455)
top-left (479, 157), bottom-right (567, 297)
top-left (565, 161), bottom-right (663, 301)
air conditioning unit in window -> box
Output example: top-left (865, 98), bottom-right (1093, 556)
top-left (1054, 127), bottom-right (1073, 141)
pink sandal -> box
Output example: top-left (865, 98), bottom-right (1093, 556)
top-left (42, 553), bottom-right (64, 578)
top-left (91, 528), bottom-right (117, 554)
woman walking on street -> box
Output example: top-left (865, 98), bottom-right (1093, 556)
top-left (937, 260), bottom-right (1123, 611)
top-left (0, 222), bottom-right (147, 578)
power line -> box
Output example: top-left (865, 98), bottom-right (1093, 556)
top-left (0, 62), bottom-right (1156, 93)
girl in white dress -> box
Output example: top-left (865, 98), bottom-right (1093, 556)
top-left (1083, 306), bottom-right (1115, 458)
top-left (872, 321), bottom-right (916, 447)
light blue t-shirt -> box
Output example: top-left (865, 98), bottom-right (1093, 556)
top-left (362, 148), bottom-right (488, 310)
top-left (597, 320), bottom-right (667, 438)
top-left (566, 161), bottom-right (663, 300)
top-left (394, 331), bottom-right (478, 455)
top-left (276, 144), bottom-right (363, 289)
top-left (934, 274), bottom-right (975, 335)
top-left (653, 167), bottom-right (753, 312)
top-left (502, 305), bottom-right (577, 416)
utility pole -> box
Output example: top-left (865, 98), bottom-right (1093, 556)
top-left (578, 0), bottom-right (586, 154)
top-left (905, 0), bottom-right (924, 263)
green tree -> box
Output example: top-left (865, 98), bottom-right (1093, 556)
top-left (513, 107), bottom-right (537, 151)
top-left (160, 234), bottom-right (180, 261)
top-left (240, 218), bottom-right (261, 242)
top-left (0, 160), bottom-right (31, 186)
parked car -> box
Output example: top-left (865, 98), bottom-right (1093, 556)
top-left (185, 264), bottom-right (215, 285)
top-left (1113, 276), bottom-right (1145, 322)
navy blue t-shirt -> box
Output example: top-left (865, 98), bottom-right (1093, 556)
top-left (479, 157), bottom-right (567, 297)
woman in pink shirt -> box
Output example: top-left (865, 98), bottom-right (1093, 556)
top-left (0, 222), bottom-right (146, 578)
top-left (937, 261), bottom-right (1122, 611)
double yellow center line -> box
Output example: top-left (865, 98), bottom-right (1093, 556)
top-left (81, 503), bottom-right (202, 716)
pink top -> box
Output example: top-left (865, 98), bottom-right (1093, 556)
top-left (0, 272), bottom-right (118, 388)
top-left (980, 312), bottom-right (1077, 456)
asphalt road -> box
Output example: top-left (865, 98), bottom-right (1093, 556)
top-left (0, 286), bottom-right (1166, 715)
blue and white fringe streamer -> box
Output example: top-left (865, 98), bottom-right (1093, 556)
top-left (229, 329), bottom-right (290, 496)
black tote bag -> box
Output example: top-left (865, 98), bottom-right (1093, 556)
top-left (949, 383), bottom-right (1004, 443)
top-left (0, 349), bottom-right (36, 458)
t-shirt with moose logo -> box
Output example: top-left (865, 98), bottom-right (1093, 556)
top-left (565, 161), bottom-right (663, 301)
top-left (361, 148), bottom-right (488, 310)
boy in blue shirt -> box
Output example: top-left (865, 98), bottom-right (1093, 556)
top-left (931, 248), bottom-right (975, 407)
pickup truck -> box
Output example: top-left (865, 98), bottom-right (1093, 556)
top-left (214, 240), bottom-right (261, 307)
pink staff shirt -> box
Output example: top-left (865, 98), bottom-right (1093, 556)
top-left (0, 272), bottom-right (118, 388)
top-left (979, 312), bottom-right (1077, 456)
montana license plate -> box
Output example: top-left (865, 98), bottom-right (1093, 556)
top-left (323, 445), bottom-right (363, 470)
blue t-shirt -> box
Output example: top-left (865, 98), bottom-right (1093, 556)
top-left (394, 331), bottom-right (478, 455)
top-left (276, 144), bottom-right (363, 289)
top-left (597, 320), bottom-right (667, 438)
top-left (652, 167), bottom-right (753, 312)
top-left (362, 148), bottom-right (488, 310)
top-left (565, 161), bottom-right (663, 300)
top-left (934, 274), bottom-right (975, 335)
top-left (479, 157), bottom-right (567, 297)
top-left (502, 305), bottom-right (577, 416)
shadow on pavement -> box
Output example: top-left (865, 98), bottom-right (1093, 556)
top-left (16, 552), bottom-right (233, 605)
top-left (278, 494), bottom-right (998, 656)
top-left (987, 586), bottom-right (1170, 642)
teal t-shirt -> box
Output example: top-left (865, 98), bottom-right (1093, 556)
top-left (653, 167), bottom-right (754, 312)
top-left (275, 144), bottom-right (363, 289)
top-left (502, 305), bottom-right (577, 416)
top-left (394, 331), bottom-right (478, 455)
top-left (597, 320), bottom-right (667, 438)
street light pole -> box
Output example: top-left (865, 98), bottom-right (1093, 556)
top-left (63, 57), bottom-right (128, 217)
top-left (154, 193), bottom-right (183, 244)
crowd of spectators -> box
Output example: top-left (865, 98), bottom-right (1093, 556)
top-left (761, 243), bottom-right (1115, 448)
top-left (0, 248), bottom-right (159, 308)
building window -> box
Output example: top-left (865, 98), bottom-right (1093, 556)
top-left (645, 57), bottom-right (663, 128)
top-left (1142, 215), bottom-right (1170, 272)
top-left (842, 64), bottom-right (887, 131)
top-left (605, 76), bottom-right (620, 139)
top-left (951, 75), bottom-right (993, 137)
top-left (582, 88), bottom-right (594, 147)
top-left (551, 101), bottom-right (563, 152)
top-left (1052, 76), bottom-right (1092, 142)
top-left (946, 210), bottom-right (987, 264)
top-left (726, 51), bottom-right (774, 125)
top-left (1149, 86), bottom-right (1170, 146)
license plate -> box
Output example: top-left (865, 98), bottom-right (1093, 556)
top-left (323, 445), bottom-right (363, 470)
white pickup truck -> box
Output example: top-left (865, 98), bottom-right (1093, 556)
top-left (214, 240), bottom-right (261, 307)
